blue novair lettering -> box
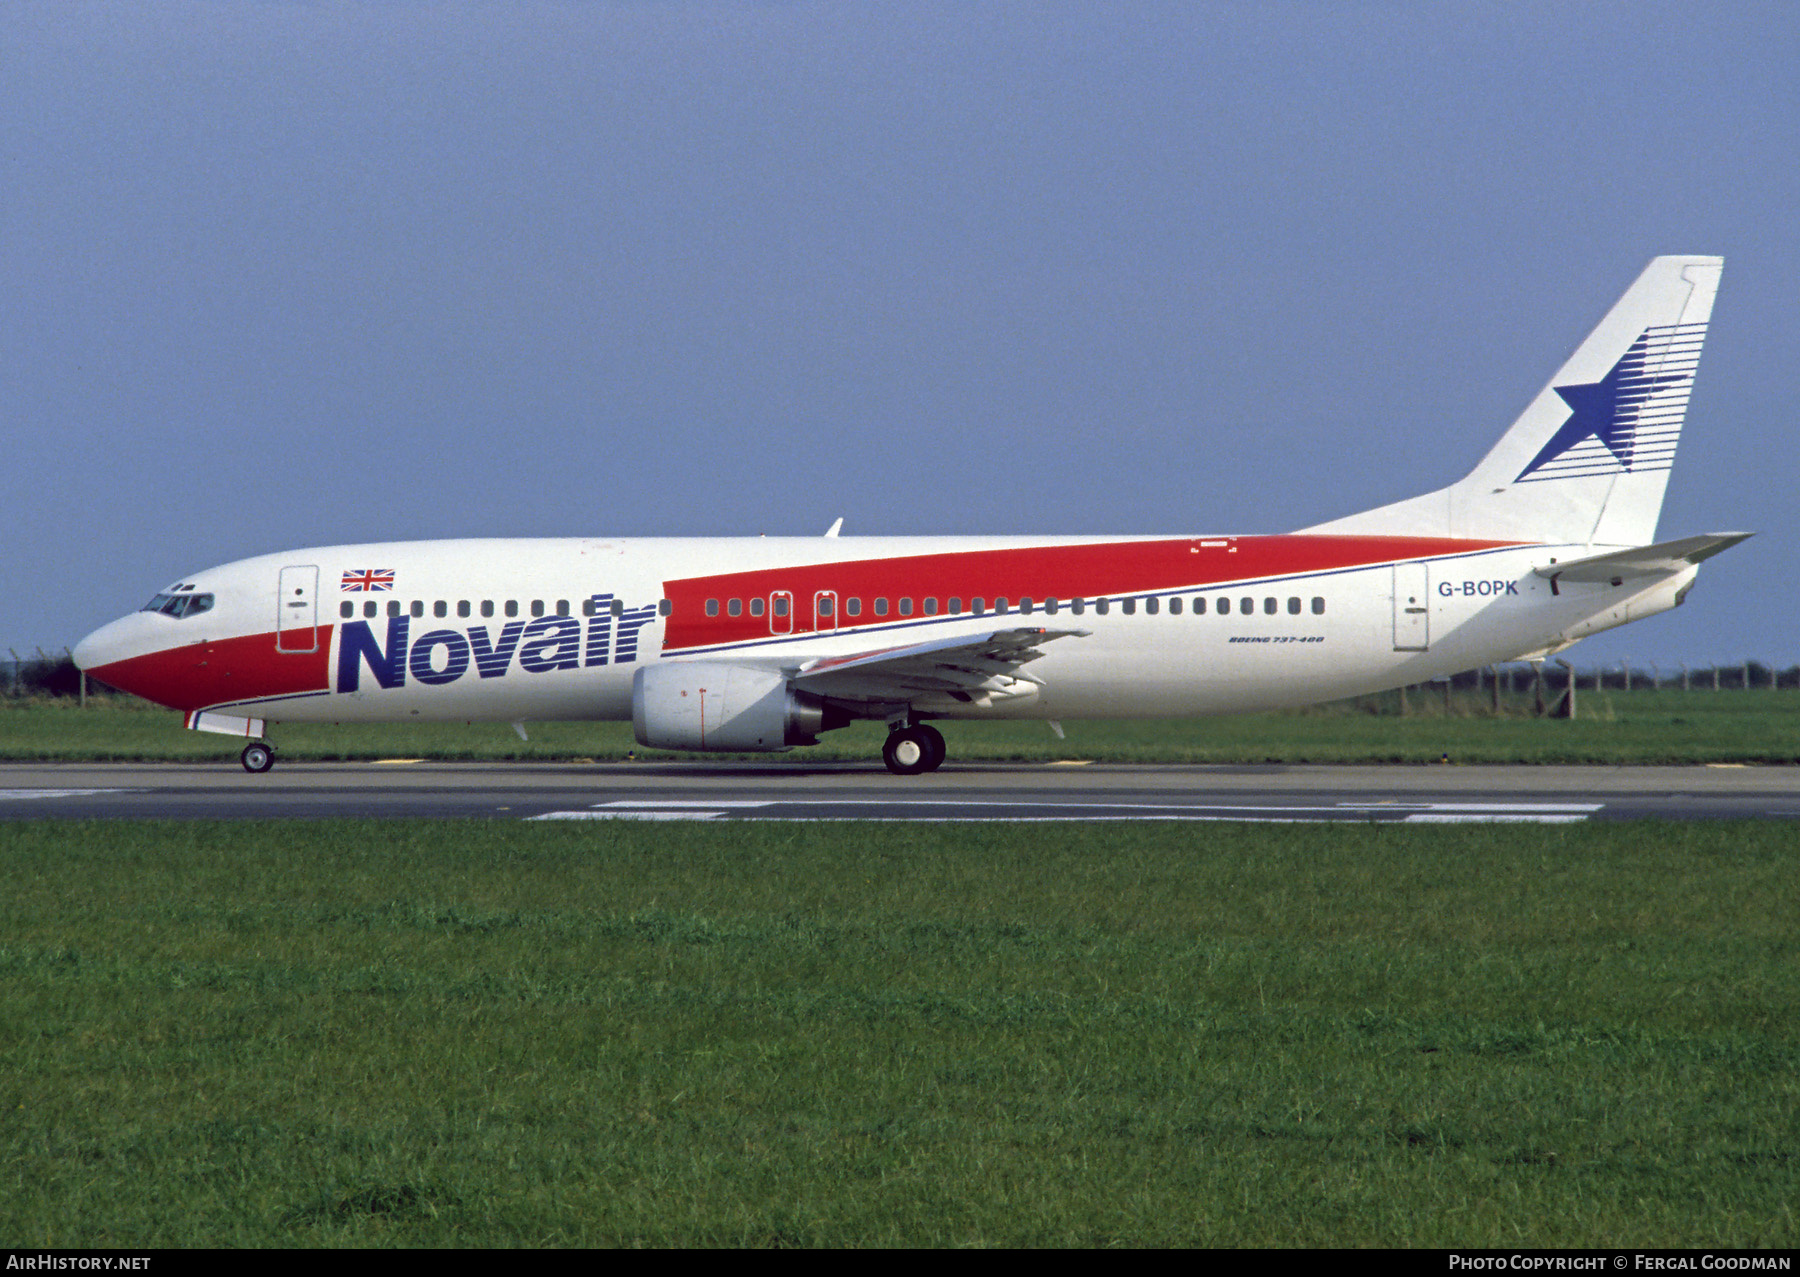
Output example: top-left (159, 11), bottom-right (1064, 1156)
top-left (338, 617), bottom-right (410, 692)
top-left (614, 605), bottom-right (657, 664)
top-left (333, 598), bottom-right (658, 692)
top-left (518, 616), bottom-right (582, 672)
top-left (584, 593), bottom-right (614, 667)
top-left (467, 621), bottom-right (527, 678)
top-left (409, 630), bottom-right (472, 685)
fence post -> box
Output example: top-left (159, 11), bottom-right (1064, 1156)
top-left (1553, 658), bottom-right (1575, 719)
top-left (1622, 660), bottom-right (1631, 693)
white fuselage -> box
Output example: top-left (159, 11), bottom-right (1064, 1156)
top-left (73, 533), bottom-right (1691, 731)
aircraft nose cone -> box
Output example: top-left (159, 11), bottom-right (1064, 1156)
top-left (72, 622), bottom-right (116, 672)
top-left (72, 615), bottom-right (145, 684)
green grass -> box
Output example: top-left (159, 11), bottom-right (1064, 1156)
top-left (1, 819), bottom-right (1795, 1246)
top-left (6, 687), bottom-right (1800, 764)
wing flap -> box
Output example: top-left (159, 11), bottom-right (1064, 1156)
top-left (791, 626), bottom-right (1090, 705)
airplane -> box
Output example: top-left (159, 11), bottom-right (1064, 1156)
top-left (73, 255), bottom-right (1748, 775)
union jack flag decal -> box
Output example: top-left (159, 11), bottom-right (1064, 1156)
top-left (341, 569), bottom-right (395, 592)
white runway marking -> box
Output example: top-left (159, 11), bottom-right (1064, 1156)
top-left (0, 789), bottom-right (138, 802)
top-left (595, 800), bottom-right (776, 809)
top-left (532, 810), bottom-right (735, 821)
top-left (525, 799), bottom-right (1603, 824)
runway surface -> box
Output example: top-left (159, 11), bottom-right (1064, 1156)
top-left (3, 761), bottom-right (1798, 822)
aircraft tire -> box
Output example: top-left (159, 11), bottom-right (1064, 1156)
top-left (882, 727), bottom-right (936, 776)
top-left (917, 724), bottom-right (946, 772)
top-left (241, 743), bottom-right (275, 774)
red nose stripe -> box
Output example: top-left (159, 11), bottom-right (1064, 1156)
top-left (86, 628), bottom-right (333, 712)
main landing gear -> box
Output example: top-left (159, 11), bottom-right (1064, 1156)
top-left (882, 723), bottom-right (946, 776)
top-left (240, 742), bottom-right (276, 774)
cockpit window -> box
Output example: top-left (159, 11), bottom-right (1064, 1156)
top-left (141, 592), bottom-right (214, 619)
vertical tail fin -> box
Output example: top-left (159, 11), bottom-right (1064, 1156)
top-left (1303, 255), bottom-right (1722, 546)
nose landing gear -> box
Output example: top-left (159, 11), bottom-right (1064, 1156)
top-left (240, 742), bottom-right (276, 774)
top-left (882, 723), bottom-right (946, 776)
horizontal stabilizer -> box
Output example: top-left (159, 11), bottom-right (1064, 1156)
top-left (1532, 532), bottom-right (1752, 584)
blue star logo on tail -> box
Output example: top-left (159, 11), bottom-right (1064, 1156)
top-left (1515, 330), bottom-right (1692, 482)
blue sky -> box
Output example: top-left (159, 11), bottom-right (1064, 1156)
top-left (6, 1), bottom-right (1796, 671)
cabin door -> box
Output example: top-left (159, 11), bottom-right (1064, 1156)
top-left (1392, 562), bottom-right (1429, 651)
top-left (277, 565), bottom-right (320, 653)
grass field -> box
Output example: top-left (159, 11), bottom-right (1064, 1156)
top-left (5, 687), bottom-right (1800, 765)
top-left (1, 818), bottom-right (1794, 1246)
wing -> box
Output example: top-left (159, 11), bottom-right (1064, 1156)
top-left (785, 626), bottom-right (1091, 710)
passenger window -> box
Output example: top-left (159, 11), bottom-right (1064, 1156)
top-left (1071, 599), bottom-right (1086, 615)
top-left (874, 598), bottom-right (889, 617)
top-left (1287, 597), bottom-right (1301, 615)
top-left (1121, 598), bottom-right (1135, 616)
top-left (557, 600), bottom-right (570, 617)
top-left (411, 601), bottom-right (426, 619)
top-left (846, 598), bottom-right (861, 617)
top-left (362, 601), bottom-right (376, 618)
top-left (818, 596), bottom-right (834, 618)
top-left (531, 600), bottom-right (545, 618)
top-left (972, 598), bottom-right (986, 614)
top-left (774, 596), bottom-right (789, 617)
top-left (994, 598), bottom-right (1008, 613)
top-left (727, 598), bottom-right (741, 617)
top-left (505, 600), bottom-right (518, 618)
top-left (1217, 597), bottom-right (1230, 615)
top-left (924, 597), bottom-right (939, 616)
top-left (899, 598), bottom-right (914, 617)
top-left (750, 597), bottom-right (766, 617)
top-left (948, 598), bottom-right (961, 615)
top-left (1021, 598), bottom-right (1034, 614)
top-left (1241, 597), bottom-right (1254, 614)
top-left (1169, 597), bottom-right (1182, 615)
top-left (658, 599), bottom-right (671, 617)
top-left (1045, 598), bottom-right (1059, 615)
top-left (1312, 597), bottom-right (1326, 614)
top-left (481, 601), bottom-right (494, 618)
top-left (1095, 599), bottom-right (1109, 616)
top-left (340, 601), bottom-right (354, 619)
top-left (458, 600), bottom-right (471, 618)
top-left (389, 600), bottom-right (402, 618)
top-left (611, 599), bottom-right (625, 617)
top-left (1263, 597), bottom-right (1277, 615)
top-left (706, 599), bottom-right (720, 617)
top-left (1145, 597), bottom-right (1158, 615)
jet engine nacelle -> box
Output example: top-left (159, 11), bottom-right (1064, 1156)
top-left (631, 661), bottom-right (850, 752)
